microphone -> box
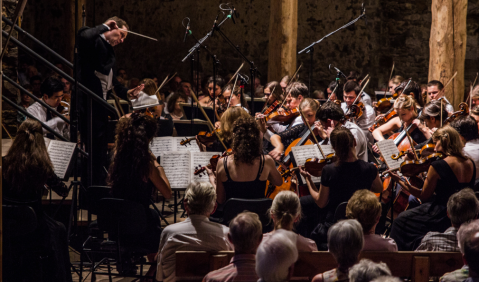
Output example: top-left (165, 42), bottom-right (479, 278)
top-left (183, 22), bottom-right (190, 43)
top-left (362, 3), bottom-right (367, 26)
top-left (334, 67), bottom-right (347, 79)
top-left (211, 14), bottom-right (219, 37)
top-left (230, 10), bottom-right (236, 24)
top-left (233, 6), bottom-right (239, 18)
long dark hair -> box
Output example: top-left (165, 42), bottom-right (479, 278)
top-left (232, 116), bottom-right (262, 165)
top-left (108, 113), bottom-right (158, 193)
top-left (3, 119), bottom-right (54, 196)
top-left (330, 126), bottom-right (355, 164)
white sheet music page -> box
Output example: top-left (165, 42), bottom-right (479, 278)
top-left (376, 139), bottom-right (402, 171)
top-left (291, 145), bottom-right (322, 184)
top-left (47, 140), bottom-right (76, 179)
top-left (160, 151), bottom-right (191, 188)
top-left (191, 152), bottom-right (219, 182)
top-left (175, 137), bottom-right (200, 152)
top-left (318, 144), bottom-right (334, 157)
top-left (150, 137), bottom-right (175, 157)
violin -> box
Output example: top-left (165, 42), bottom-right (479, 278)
top-left (369, 108), bottom-right (397, 132)
top-left (264, 107), bottom-right (300, 123)
top-left (399, 153), bottom-right (444, 177)
top-left (194, 148), bottom-right (233, 176)
top-left (261, 100), bottom-right (281, 116)
top-left (345, 102), bottom-right (365, 120)
top-left (181, 129), bottom-right (222, 147)
top-left (281, 154), bottom-right (337, 179)
top-left (375, 92), bottom-right (399, 113)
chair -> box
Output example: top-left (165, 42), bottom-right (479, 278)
top-left (216, 198), bottom-right (273, 233)
top-left (84, 198), bottom-right (153, 281)
top-left (334, 202), bottom-right (348, 222)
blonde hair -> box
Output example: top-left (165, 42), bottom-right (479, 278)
top-left (220, 107), bottom-right (250, 143)
top-left (394, 95), bottom-right (417, 116)
top-left (269, 191), bottom-right (301, 230)
top-left (140, 78), bottom-right (157, 96)
top-left (299, 97), bottom-right (320, 112)
top-left (346, 190), bottom-right (382, 232)
top-left (390, 75), bottom-right (404, 86)
top-left (432, 125), bottom-right (466, 159)
top-left (185, 181), bottom-right (217, 215)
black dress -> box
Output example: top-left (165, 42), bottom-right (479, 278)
top-left (111, 179), bottom-right (162, 253)
top-left (390, 159), bottom-right (476, 251)
top-left (309, 160), bottom-right (378, 250)
top-left (2, 175), bottom-right (72, 282)
top-left (222, 155), bottom-right (267, 201)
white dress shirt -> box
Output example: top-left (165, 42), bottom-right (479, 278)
top-left (341, 102), bottom-right (376, 135)
top-left (464, 139), bottom-right (479, 180)
top-left (156, 215), bottom-right (234, 282)
top-left (26, 101), bottom-right (70, 139)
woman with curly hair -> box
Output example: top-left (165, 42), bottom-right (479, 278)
top-left (207, 115), bottom-right (282, 204)
top-left (108, 112), bottom-right (172, 272)
top-left (3, 119), bottom-right (72, 281)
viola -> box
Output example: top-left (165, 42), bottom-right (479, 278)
top-left (281, 155), bottom-right (337, 179)
top-left (180, 129), bottom-right (222, 147)
top-left (399, 152), bottom-right (444, 177)
top-left (375, 91), bottom-right (399, 113)
top-left (262, 100), bottom-right (281, 116)
top-left (345, 102), bottom-right (365, 120)
top-left (264, 107), bottom-right (300, 123)
top-left (369, 108), bottom-right (397, 132)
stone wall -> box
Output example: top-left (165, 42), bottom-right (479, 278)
top-left (19, 0), bottom-right (479, 96)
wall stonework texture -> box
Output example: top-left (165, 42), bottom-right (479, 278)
top-left (20, 0), bottom-right (479, 96)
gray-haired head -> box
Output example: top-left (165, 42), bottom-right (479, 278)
top-left (328, 219), bottom-right (364, 270)
top-left (184, 181), bottom-right (216, 216)
top-left (349, 259), bottom-right (392, 282)
top-left (256, 229), bottom-right (298, 282)
top-left (447, 188), bottom-right (479, 228)
top-left (458, 219), bottom-right (479, 253)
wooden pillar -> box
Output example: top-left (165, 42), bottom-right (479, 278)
top-left (428, 0), bottom-right (467, 109)
top-left (268, 0), bottom-right (298, 82)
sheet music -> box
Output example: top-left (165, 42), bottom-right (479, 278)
top-left (160, 151), bottom-right (191, 188)
top-left (175, 137), bottom-right (200, 152)
top-left (150, 137), bottom-right (175, 157)
top-left (47, 140), bottom-right (76, 179)
top-left (191, 152), bottom-right (219, 183)
top-left (376, 139), bottom-right (402, 171)
top-left (291, 145), bottom-right (322, 183)
top-left (318, 144), bottom-right (334, 158)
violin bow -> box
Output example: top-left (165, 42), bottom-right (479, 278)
top-left (325, 83), bottom-right (339, 105)
top-left (360, 74), bottom-right (370, 87)
top-left (260, 85), bottom-right (277, 113)
top-left (437, 71), bottom-right (457, 102)
top-left (226, 74), bottom-right (240, 109)
top-left (226, 62), bottom-right (245, 85)
top-left (279, 63), bottom-right (303, 109)
top-left (153, 74), bottom-right (171, 101)
top-left (384, 62), bottom-right (395, 96)
top-left (298, 107), bottom-right (326, 159)
top-left (466, 72), bottom-right (478, 110)
top-left (189, 88), bottom-right (228, 150)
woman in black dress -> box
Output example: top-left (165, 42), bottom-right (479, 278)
top-left (3, 119), bottom-right (72, 282)
top-left (388, 125), bottom-right (475, 250)
top-left (299, 126), bottom-right (383, 250)
top-left (108, 112), bottom-right (172, 274)
top-left (207, 115), bottom-right (282, 204)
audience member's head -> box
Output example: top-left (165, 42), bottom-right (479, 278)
top-left (328, 219), bottom-right (364, 271)
top-left (346, 190), bottom-right (382, 234)
top-left (256, 229), bottom-right (298, 282)
top-left (180, 81), bottom-right (192, 96)
top-left (458, 219), bottom-right (479, 254)
top-left (118, 68), bottom-right (127, 80)
top-left (167, 92), bottom-right (186, 114)
top-left (371, 276), bottom-right (402, 282)
top-left (349, 259), bottom-right (392, 282)
top-left (447, 188), bottom-right (479, 229)
top-left (228, 212), bottom-right (263, 254)
top-left (463, 231), bottom-right (479, 275)
top-left (26, 65), bottom-right (39, 79)
top-left (269, 191), bottom-right (301, 231)
top-left (184, 182), bottom-right (217, 216)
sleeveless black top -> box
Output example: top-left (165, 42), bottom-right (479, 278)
top-left (223, 155), bottom-right (267, 201)
top-left (431, 159), bottom-right (476, 205)
top-left (398, 124), bottom-right (428, 144)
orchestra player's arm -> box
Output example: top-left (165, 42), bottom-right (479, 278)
top-left (212, 158), bottom-right (226, 204)
top-left (372, 116), bottom-right (401, 141)
top-left (299, 167), bottom-right (329, 208)
top-left (269, 134), bottom-right (284, 161)
top-left (150, 155), bottom-right (172, 199)
top-left (389, 165), bottom-right (439, 201)
top-left (371, 172), bottom-right (383, 194)
top-left (265, 155), bottom-right (283, 186)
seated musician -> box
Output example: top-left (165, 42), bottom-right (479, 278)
top-left (341, 80), bottom-right (376, 135)
top-left (388, 75), bottom-right (404, 94)
top-left (394, 79), bottom-right (424, 109)
top-left (450, 116), bottom-right (479, 180)
top-left (197, 106), bottom-right (250, 152)
top-left (416, 100), bottom-right (449, 148)
top-left (139, 78), bottom-right (164, 118)
top-left (27, 77), bottom-right (70, 139)
top-left (3, 119), bottom-right (71, 281)
top-left (221, 83), bottom-right (249, 113)
top-left (299, 126), bottom-right (382, 249)
top-left (471, 85), bottom-right (479, 108)
top-left (207, 116), bottom-right (282, 204)
top-left (388, 125), bottom-right (476, 250)
top-left (346, 71), bottom-right (372, 106)
top-left (471, 106), bottom-right (479, 132)
top-left (263, 81), bottom-right (284, 106)
top-left (108, 113), bottom-right (172, 276)
top-left (427, 80), bottom-right (454, 114)
top-left (165, 92), bottom-right (187, 120)
top-left (198, 75), bottom-right (225, 107)
top-left (372, 95), bottom-right (428, 153)
top-left (317, 101), bottom-right (368, 161)
top-left (266, 97), bottom-right (317, 161)
top-left (265, 191), bottom-right (318, 251)
top-left (326, 80), bottom-right (339, 100)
